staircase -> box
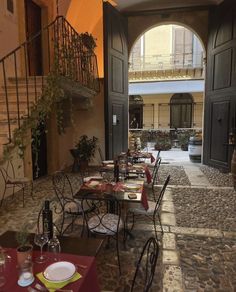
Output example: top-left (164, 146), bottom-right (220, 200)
top-left (0, 16), bottom-right (100, 160)
top-left (0, 77), bottom-right (43, 156)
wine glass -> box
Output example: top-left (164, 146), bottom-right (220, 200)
top-left (0, 248), bottom-right (6, 287)
top-left (0, 246), bottom-right (11, 262)
top-left (34, 232), bottom-right (48, 263)
top-left (48, 229), bottom-right (61, 261)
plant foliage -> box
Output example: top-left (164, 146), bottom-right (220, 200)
top-left (74, 135), bottom-right (98, 162)
top-left (16, 225), bottom-right (30, 247)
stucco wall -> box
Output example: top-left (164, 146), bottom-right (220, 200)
top-left (0, 1), bottom-right (19, 59)
top-left (128, 9), bottom-right (208, 54)
top-left (66, 0), bottom-right (104, 78)
top-left (46, 79), bottom-right (105, 174)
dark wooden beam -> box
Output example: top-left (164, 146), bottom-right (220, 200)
top-left (122, 5), bottom-right (214, 17)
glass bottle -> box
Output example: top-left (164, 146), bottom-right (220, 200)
top-left (114, 160), bottom-right (119, 182)
top-left (48, 227), bottom-right (61, 261)
top-left (42, 200), bottom-right (53, 240)
top-left (0, 247), bottom-right (5, 287)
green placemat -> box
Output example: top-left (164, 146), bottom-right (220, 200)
top-left (37, 271), bottom-right (82, 292)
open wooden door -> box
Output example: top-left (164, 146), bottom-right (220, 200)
top-left (25, 0), bottom-right (42, 76)
top-left (103, 2), bottom-right (128, 159)
top-left (204, 0), bottom-right (236, 171)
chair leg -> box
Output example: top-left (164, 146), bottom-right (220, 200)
top-left (115, 234), bottom-right (121, 275)
top-left (30, 181), bottom-right (34, 200)
top-left (0, 185), bottom-right (7, 207)
top-left (22, 186), bottom-right (25, 207)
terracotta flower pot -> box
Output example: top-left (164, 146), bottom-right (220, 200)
top-left (16, 245), bottom-right (33, 266)
top-left (79, 160), bottom-right (89, 171)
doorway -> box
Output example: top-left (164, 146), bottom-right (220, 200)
top-left (25, 0), bottom-right (43, 75)
top-left (32, 121), bottom-right (47, 179)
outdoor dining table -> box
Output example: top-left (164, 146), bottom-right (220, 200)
top-left (99, 164), bottom-right (152, 184)
top-left (128, 151), bottom-right (155, 164)
top-left (0, 231), bottom-right (103, 291)
top-left (1, 249), bottom-right (100, 291)
top-left (76, 179), bottom-right (149, 210)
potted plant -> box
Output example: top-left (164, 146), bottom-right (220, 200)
top-left (16, 225), bottom-right (32, 266)
top-left (71, 135), bottom-right (98, 171)
top-left (80, 32), bottom-right (97, 51)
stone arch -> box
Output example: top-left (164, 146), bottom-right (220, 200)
top-left (128, 9), bottom-right (208, 55)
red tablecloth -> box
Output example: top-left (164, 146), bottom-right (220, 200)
top-left (82, 181), bottom-right (149, 210)
top-left (2, 249), bottom-right (100, 292)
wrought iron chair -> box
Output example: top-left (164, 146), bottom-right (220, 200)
top-left (130, 237), bottom-right (159, 292)
top-left (98, 146), bottom-right (114, 165)
top-left (0, 160), bottom-right (33, 207)
top-left (52, 171), bottom-right (85, 236)
top-left (150, 156), bottom-right (162, 200)
top-left (127, 175), bottom-right (170, 239)
top-left (81, 193), bottom-right (123, 274)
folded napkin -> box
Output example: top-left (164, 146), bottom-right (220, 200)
top-left (151, 155), bottom-right (155, 163)
top-left (37, 271), bottom-right (82, 292)
top-left (145, 167), bottom-right (152, 184)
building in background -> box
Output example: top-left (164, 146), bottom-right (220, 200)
top-left (129, 24), bottom-right (204, 130)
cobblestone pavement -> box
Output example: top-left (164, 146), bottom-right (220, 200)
top-left (0, 162), bottom-right (235, 291)
top-left (158, 165), bottom-right (191, 186)
top-left (177, 235), bottom-right (236, 292)
top-left (172, 188), bottom-right (236, 231)
top-left (162, 163), bottom-right (236, 292)
top-left (200, 165), bottom-right (233, 187)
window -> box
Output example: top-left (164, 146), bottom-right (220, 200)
top-left (170, 93), bottom-right (193, 128)
top-left (7, 0), bottom-right (14, 14)
top-left (129, 95), bottom-right (143, 129)
top-left (173, 27), bottom-right (193, 67)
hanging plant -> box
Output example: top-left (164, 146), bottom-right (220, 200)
top-left (80, 32), bottom-right (97, 51)
top-left (3, 28), bottom-right (97, 174)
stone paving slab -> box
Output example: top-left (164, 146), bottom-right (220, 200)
top-left (170, 226), bottom-right (223, 238)
top-left (183, 164), bottom-right (211, 186)
top-left (163, 233), bottom-right (176, 250)
top-left (163, 265), bottom-right (183, 292)
top-left (161, 213), bottom-right (176, 226)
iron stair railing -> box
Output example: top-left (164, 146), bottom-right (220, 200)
top-left (0, 16), bottom-right (100, 144)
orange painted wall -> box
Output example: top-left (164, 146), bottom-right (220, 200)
top-left (66, 0), bottom-right (104, 78)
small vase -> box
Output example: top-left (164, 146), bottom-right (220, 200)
top-left (16, 245), bottom-right (33, 266)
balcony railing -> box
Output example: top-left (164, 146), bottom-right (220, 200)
top-left (129, 52), bottom-right (203, 72)
top-left (0, 16), bottom-right (100, 143)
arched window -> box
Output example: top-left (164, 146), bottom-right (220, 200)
top-left (170, 93), bottom-right (193, 128)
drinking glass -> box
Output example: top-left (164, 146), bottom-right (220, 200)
top-left (48, 235), bottom-right (61, 261)
top-left (0, 249), bottom-right (6, 287)
top-left (34, 233), bottom-right (48, 263)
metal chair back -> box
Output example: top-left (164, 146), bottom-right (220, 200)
top-left (131, 237), bottom-right (159, 292)
top-left (154, 174), bottom-right (170, 215)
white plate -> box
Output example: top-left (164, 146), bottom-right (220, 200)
top-left (84, 176), bottom-right (103, 182)
top-left (88, 180), bottom-right (100, 187)
top-left (124, 184), bottom-right (139, 190)
top-left (102, 160), bottom-right (114, 164)
top-left (43, 261), bottom-right (76, 283)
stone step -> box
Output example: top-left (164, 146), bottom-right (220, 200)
top-left (0, 88), bottom-right (42, 99)
top-left (8, 76), bottom-right (45, 84)
top-left (1, 82), bottom-right (43, 90)
top-left (0, 108), bottom-right (27, 121)
top-left (0, 100), bottom-right (35, 111)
